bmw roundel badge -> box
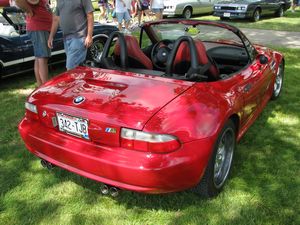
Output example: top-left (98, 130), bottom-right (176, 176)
top-left (73, 96), bottom-right (85, 104)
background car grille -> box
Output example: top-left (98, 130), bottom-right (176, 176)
top-left (221, 6), bottom-right (236, 10)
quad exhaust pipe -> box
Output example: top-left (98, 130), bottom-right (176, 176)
top-left (41, 159), bottom-right (55, 170)
top-left (40, 159), bottom-right (120, 196)
top-left (100, 184), bottom-right (120, 197)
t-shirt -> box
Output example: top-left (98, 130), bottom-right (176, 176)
top-left (140, 0), bottom-right (149, 7)
top-left (124, 0), bottom-right (131, 10)
top-left (55, 0), bottom-right (94, 38)
top-left (26, 0), bottom-right (52, 31)
top-left (151, 0), bottom-right (163, 9)
top-left (115, 0), bottom-right (127, 13)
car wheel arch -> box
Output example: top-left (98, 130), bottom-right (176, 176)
top-left (275, 5), bottom-right (284, 17)
top-left (251, 7), bottom-right (261, 22)
top-left (87, 34), bottom-right (109, 64)
top-left (182, 6), bottom-right (193, 19)
top-left (193, 118), bottom-right (237, 197)
top-left (271, 59), bottom-right (285, 100)
top-left (0, 64), bottom-right (3, 79)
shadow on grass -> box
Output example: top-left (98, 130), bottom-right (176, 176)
top-left (35, 83), bottom-right (299, 224)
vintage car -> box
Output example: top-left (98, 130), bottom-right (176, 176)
top-left (19, 19), bottom-right (284, 197)
top-left (0, 7), bottom-right (117, 78)
top-left (164, 0), bottom-right (215, 19)
top-left (213, 0), bottom-right (291, 22)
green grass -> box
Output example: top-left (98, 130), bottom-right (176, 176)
top-left (0, 48), bottom-right (300, 225)
top-left (195, 9), bottom-right (300, 32)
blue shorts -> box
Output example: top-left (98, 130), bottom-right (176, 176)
top-left (116, 11), bottom-right (131, 24)
top-left (152, 8), bottom-right (163, 13)
top-left (27, 31), bottom-right (51, 58)
top-left (64, 37), bottom-right (87, 70)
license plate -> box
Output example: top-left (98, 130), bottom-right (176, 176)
top-left (223, 12), bottom-right (230, 17)
top-left (56, 112), bottom-right (89, 139)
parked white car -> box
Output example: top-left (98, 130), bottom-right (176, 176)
top-left (163, 0), bottom-right (215, 19)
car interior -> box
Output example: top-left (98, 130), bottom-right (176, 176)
top-left (97, 29), bottom-right (251, 83)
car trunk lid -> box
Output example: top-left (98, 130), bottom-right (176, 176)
top-left (29, 67), bottom-right (193, 146)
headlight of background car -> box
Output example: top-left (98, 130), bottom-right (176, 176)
top-left (214, 6), bottom-right (221, 10)
top-left (237, 6), bottom-right (247, 11)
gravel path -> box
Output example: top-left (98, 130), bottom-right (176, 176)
top-left (241, 28), bottom-right (300, 48)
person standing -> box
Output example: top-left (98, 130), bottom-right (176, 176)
top-left (115, 0), bottom-right (131, 31)
top-left (150, 0), bottom-right (164, 20)
top-left (292, 0), bottom-right (299, 12)
top-left (98, 0), bottom-right (108, 22)
top-left (137, 0), bottom-right (150, 25)
top-left (15, 0), bottom-right (52, 87)
top-left (48, 0), bottom-right (94, 70)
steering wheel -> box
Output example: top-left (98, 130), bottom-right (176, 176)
top-left (151, 39), bottom-right (173, 70)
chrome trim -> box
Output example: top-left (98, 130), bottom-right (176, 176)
top-left (1, 50), bottom-right (65, 67)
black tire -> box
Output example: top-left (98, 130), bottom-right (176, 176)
top-left (275, 6), bottom-right (284, 17)
top-left (251, 9), bottom-right (260, 22)
top-left (87, 35), bottom-right (108, 64)
top-left (194, 120), bottom-right (236, 198)
top-left (182, 7), bottom-right (192, 19)
top-left (271, 61), bottom-right (284, 100)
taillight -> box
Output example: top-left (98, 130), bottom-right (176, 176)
top-left (25, 102), bottom-right (39, 120)
top-left (121, 128), bottom-right (181, 153)
top-left (25, 102), bottom-right (38, 113)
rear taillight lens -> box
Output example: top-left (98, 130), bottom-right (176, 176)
top-left (25, 102), bottom-right (39, 120)
top-left (25, 102), bottom-right (37, 113)
top-left (121, 128), bottom-right (181, 153)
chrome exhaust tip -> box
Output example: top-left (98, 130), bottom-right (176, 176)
top-left (109, 187), bottom-right (120, 197)
top-left (41, 159), bottom-right (54, 170)
top-left (41, 159), bottom-right (47, 168)
top-left (46, 162), bottom-right (54, 170)
top-left (100, 184), bottom-right (109, 195)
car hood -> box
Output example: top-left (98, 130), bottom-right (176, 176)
top-left (28, 67), bottom-right (193, 131)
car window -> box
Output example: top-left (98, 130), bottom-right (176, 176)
top-left (6, 11), bottom-right (26, 24)
top-left (150, 23), bottom-right (243, 46)
top-left (0, 14), bottom-right (8, 24)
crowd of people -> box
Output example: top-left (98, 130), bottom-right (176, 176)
top-left (10, 0), bottom-right (164, 87)
top-left (96, 0), bottom-right (164, 31)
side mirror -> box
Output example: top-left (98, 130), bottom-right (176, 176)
top-left (259, 55), bottom-right (268, 64)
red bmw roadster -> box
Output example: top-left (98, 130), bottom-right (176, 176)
top-left (19, 19), bottom-right (284, 197)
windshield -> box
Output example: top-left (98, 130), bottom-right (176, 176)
top-left (150, 23), bottom-right (243, 45)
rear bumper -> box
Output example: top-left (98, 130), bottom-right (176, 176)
top-left (19, 118), bottom-right (214, 193)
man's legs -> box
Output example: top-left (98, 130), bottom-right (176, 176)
top-left (64, 37), bottom-right (87, 70)
top-left (34, 57), bottom-right (49, 86)
top-left (28, 30), bottom-right (51, 87)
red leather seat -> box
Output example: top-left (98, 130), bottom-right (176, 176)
top-left (173, 40), bottom-right (219, 80)
top-left (114, 35), bottom-right (153, 70)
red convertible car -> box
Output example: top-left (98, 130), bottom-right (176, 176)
top-left (19, 19), bottom-right (284, 197)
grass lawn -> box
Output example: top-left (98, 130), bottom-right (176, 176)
top-left (0, 47), bottom-right (300, 225)
top-left (194, 9), bottom-right (300, 32)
